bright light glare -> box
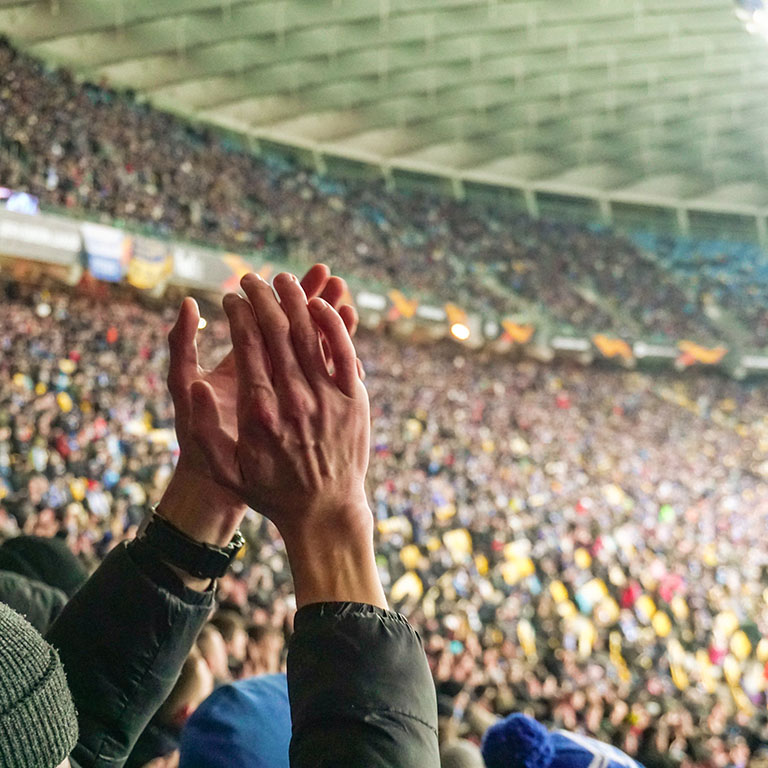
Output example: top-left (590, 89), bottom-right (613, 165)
top-left (198, 317), bottom-right (208, 330)
top-left (735, 2), bottom-right (768, 40)
top-left (450, 322), bottom-right (470, 341)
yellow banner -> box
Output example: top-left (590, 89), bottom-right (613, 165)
top-left (126, 237), bottom-right (172, 291)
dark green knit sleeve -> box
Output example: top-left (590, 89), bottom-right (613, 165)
top-left (46, 540), bottom-right (214, 768)
top-left (287, 602), bottom-right (440, 768)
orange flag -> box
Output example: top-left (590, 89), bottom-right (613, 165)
top-left (593, 334), bottom-right (633, 361)
top-left (221, 255), bottom-right (272, 293)
top-left (677, 341), bottom-right (728, 366)
top-left (388, 290), bottom-right (418, 319)
top-left (444, 303), bottom-right (468, 326)
top-left (502, 320), bottom-right (535, 345)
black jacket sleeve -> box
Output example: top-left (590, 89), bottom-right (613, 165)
top-left (287, 602), bottom-right (440, 768)
top-left (46, 540), bottom-right (215, 768)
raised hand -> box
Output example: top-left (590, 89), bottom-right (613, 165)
top-left (159, 265), bottom-right (357, 547)
top-left (189, 272), bottom-right (385, 608)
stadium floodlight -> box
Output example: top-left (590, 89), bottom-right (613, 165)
top-left (734, 0), bottom-right (768, 39)
top-left (450, 323), bottom-right (471, 341)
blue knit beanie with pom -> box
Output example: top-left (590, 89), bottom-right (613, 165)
top-left (482, 714), bottom-right (645, 768)
top-left (483, 714), bottom-right (555, 768)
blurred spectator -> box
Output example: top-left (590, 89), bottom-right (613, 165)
top-left (482, 714), bottom-right (644, 768)
top-left (0, 568), bottom-right (67, 632)
top-left (126, 650), bottom-right (214, 768)
top-left (0, 535), bottom-right (88, 597)
top-left (179, 674), bottom-right (291, 768)
top-left (195, 623), bottom-right (231, 684)
top-left (440, 739), bottom-right (485, 768)
top-left (209, 609), bottom-right (248, 679)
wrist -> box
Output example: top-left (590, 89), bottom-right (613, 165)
top-left (159, 460), bottom-right (246, 547)
top-left (164, 562), bottom-right (213, 593)
top-left (282, 503), bottom-right (387, 610)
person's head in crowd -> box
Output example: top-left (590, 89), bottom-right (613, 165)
top-left (440, 739), bottom-right (485, 768)
top-left (0, 535), bottom-right (88, 597)
top-left (482, 713), bottom-right (645, 768)
top-left (0, 568), bottom-right (68, 633)
top-left (246, 624), bottom-right (284, 677)
top-left (179, 674), bottom-right (291, 768)
top-left (210, 610), bottom-right (247, 678)
top-left (155, 649), bottom-right (214, 731)
top-left (0, 602), bottom-right (78, 768)
top-left (196, 624), bottom-right (231, 684)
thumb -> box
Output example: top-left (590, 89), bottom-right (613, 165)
top-left (167, 298), bottom-right (201, 414)
top-left (189, 381), bottom-right (242, 493)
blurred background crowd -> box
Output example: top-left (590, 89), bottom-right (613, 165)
top-left (2, 279), bottom-right (768, 767)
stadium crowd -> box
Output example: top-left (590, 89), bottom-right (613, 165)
top-left (2, 277), bottom-right (768, 767)
top-left (0, 38), bottom-right (748, 347)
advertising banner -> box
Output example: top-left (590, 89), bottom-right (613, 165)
top-left (0, 187), bottom-right (39, 215)
top-left (81, 223), bottom-right (131, 282)
top-left (172, 244), bottom-right (229, 290)
top-left (0, 211), bottom-right (81, 265)
top-left (127, 236), bottom-right (172, 291)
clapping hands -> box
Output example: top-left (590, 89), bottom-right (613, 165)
top-left (181, 270), bottom-right (386, 608)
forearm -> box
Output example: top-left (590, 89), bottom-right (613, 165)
top-left (46, 540), bottom-right (214, 768)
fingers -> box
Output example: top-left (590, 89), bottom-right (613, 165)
top-left (222, 293), bottom-right (273, 394)
top-left (189, 381), bottom-right (242, 492)
top-left (240, 273), bottom-right (308, 391)
top-left (299, 263), bottom-right (330, 299)
top-left (320, 275), bottom-right (347, 308)
top-left (338, 304), bottom-right (359, 337)
top-left (167, 297), bottom-right (200, 405)
top-left (273, 272), bottom-right (330, 388)
top-left (308, 298), bottom-right (360, 398)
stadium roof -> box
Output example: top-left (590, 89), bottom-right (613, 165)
top-left (3, 0), bottom-right (768, 220)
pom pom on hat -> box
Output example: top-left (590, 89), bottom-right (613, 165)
top-left (483, 714), bottom-right (555, 768)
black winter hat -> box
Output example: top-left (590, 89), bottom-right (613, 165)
top-left (0, 536), bottom-right (88, 597)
